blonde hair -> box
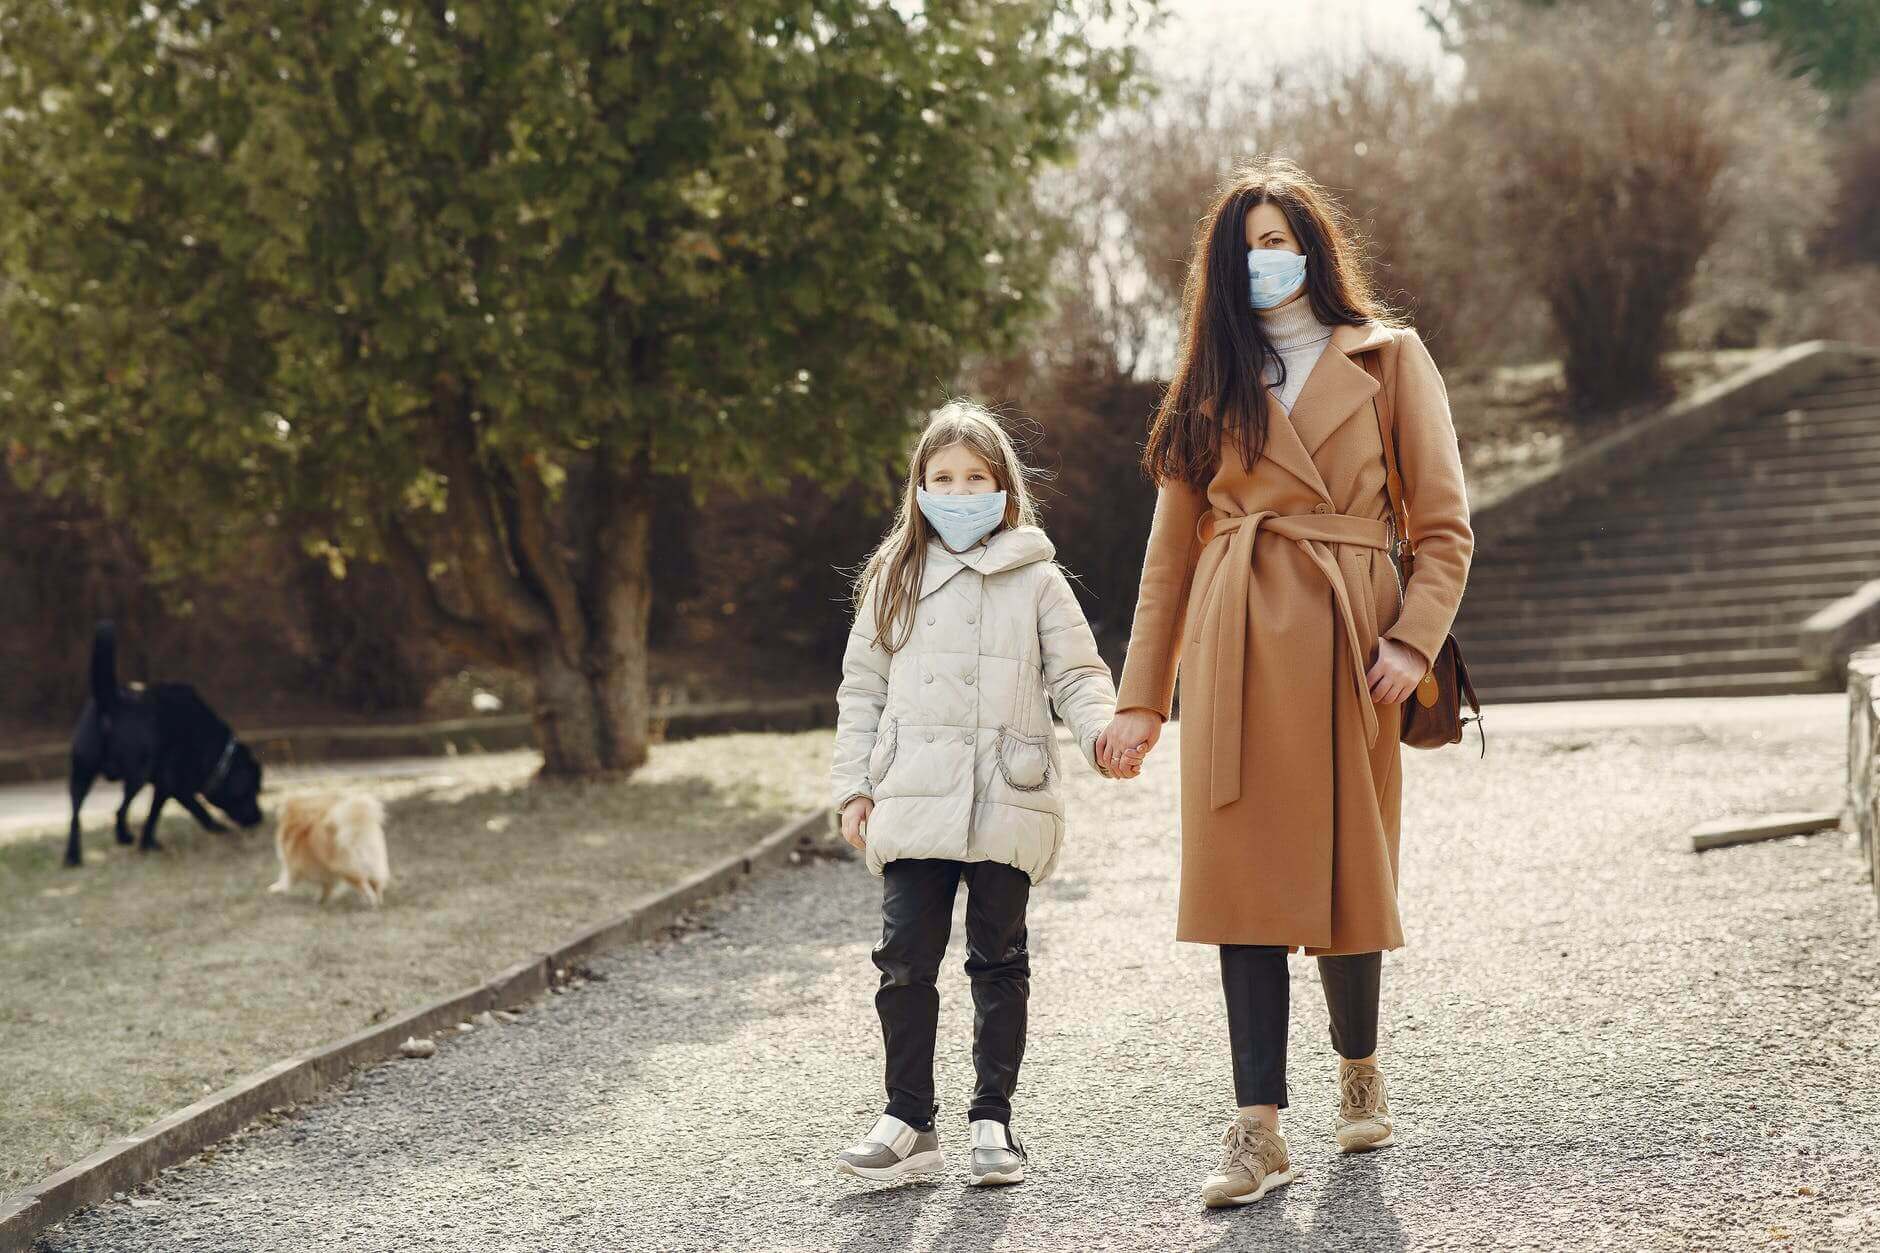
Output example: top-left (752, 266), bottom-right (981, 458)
top-left (855, 400), bottom-right (1040, 653)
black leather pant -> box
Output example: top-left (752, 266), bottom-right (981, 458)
top-left (1220, 945), bottom-right (1381, 1109)
top-left (874, 858), bottom-right (1031, 1129)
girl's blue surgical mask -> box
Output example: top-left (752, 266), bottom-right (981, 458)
top-left (1247, 247), bottom-right (1307, 309)
top-left (917, 487), bottom-right (1007, 552)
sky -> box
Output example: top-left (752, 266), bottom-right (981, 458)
top-left (1147, 0), bottom-right (1452, 74)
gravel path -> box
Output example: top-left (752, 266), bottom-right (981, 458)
top-left (40, 700), bottom-right (1880, 1252)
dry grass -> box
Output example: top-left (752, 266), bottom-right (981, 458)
top-left (0, 728), bottom-right (837, 1192)
top-left (1446, 348), bottom-right (1775, 505)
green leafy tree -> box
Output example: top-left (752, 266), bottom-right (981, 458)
top-left (0, 1), bottom-right (1153, 774)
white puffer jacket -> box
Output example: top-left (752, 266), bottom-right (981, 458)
top-left (830, 526), bottom-right (1117, 885)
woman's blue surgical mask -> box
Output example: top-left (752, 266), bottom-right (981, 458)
top-left (1247, 247), bottom-right (1307, 309)
top-left (917, 487), bottom-right (1007, 552)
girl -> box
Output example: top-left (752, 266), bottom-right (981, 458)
top-left (829, 400), bottom-right (1130, 1187)
top-left (1095, 157), bottom-right (1472, 1208)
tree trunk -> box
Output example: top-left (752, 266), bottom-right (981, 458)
top-left (529, 642), bottom-right (649, 776)
top-left (530, 479), bottom-right (653, 777)
top-left (377, 406), bottom-right (658, 778)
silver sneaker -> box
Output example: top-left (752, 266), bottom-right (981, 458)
top-left (966, 1119), bottom-right (1027, 1186)
top-left (834, 1114), bottom-right (945, 1182)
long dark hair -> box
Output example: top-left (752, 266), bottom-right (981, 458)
top-left (1142, 156), bottom-right (1397, 488)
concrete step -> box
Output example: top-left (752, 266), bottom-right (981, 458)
top-left (1456, 606), bottom-right (1813, 643)
top-left (1459, 625), bottom-right (1808, 663)
top-left (1470, 536), bottom-right (1880, 580)
top-left (1804, 363), bottom-right (1880, 383)
top-left (1476, 669), bottom-right (1833, 704)
top-left (1801, 373), bottom-right (1880, 396)
top-left (1457, 582), bottom-right (1851, 618)
top-left (1604, 483), bottom-right (1880, 515)
top-left (1575, 462), bottom-right (1880, 498)
top-left (1714, 416), bottom-right (1880, 441)
top-left (1706, 437), bottom-right (1880, 464)
top-left (1511, 518), bottom-right (1880, 556)
top-left (1705, 452), bottom-right (1880, 477)
top-left (1480, 527), bottom-right (1880, 568)
top-left (1486, 507), bottom-right (1880, 547)
top-left (1467, 564), bottom-right (1880, 599)
top-left (1640, 463), bottom-right (1880, 494)
top-left (1469, 647), bottom-right (1805, 685)
top-left (1722, 412), bottom-right (1880, 436)
top-left (1795, 389), bottom-right (1880, 411)
top-left (1459, 560), bottom-right (1880, 602)
top-left (1517, 502), bottom-right (1880, 546)
top-left (1746, 398), bottom-right (1880, 422)
top-left (1458, 593), bottom-right (1822, 624)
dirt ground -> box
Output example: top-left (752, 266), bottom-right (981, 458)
top-left (0, 729), bottom-right (832, 1192)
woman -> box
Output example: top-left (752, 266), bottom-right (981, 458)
top-left (1095, 157), bottom-right (1472, 1209)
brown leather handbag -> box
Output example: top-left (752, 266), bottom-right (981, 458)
top-left (1362, 351), bottom-right (1484, 755)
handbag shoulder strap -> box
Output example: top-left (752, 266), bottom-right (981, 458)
top-left (1359, 344), bottom-right (1413, 570)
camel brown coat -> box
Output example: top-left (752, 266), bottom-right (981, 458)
top-left (1114, 322), bottom-right (1473, 955)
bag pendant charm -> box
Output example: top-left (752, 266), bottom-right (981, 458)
top-left (1415, 669), bottom-right (1440, 708)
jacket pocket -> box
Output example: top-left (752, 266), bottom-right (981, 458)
top-left (867, 714), bottom-right (899, 793)
top-left (994, 725), bottom-right (1053, 792)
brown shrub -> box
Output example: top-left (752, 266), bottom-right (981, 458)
top-left (1455, 0), bottom-right (1829, 407)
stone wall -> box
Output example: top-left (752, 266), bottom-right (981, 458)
top-left (1846, 644), bottom-right (1880, 910)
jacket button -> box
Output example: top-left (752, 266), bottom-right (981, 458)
top-left (1312, 502), bottom-right (1333, 514)
top-left (927, 615), bottom-right (936, 625)
top-left (965, 675), bottom-right (976, 685)
top-left (924, 674), bottom-right (933, 684)
top-left (925, 732), bottom-right (934, 743)
top-left (964, 734), bottom-right (975, 746)
top-left (966, 615), bottom-right (976, 624)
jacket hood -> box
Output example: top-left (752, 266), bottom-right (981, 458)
top-left (920, 525), bottom-right (1055, 598)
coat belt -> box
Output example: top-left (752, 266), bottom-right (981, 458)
top-left (1192, 508), bottom-right (1393, 810)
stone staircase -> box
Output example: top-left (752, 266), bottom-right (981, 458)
top-left (1454, 357), bottom-right (1880, 702)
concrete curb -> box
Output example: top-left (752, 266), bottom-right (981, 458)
top-left (1688, 810), bottom-right (1841, 853)
top-left (1470, 341), bottom-right (1880, 547)
top-left (0, 696), bottom-right (836, 785)
top-left (0, 806), bottom-right (831, 1251)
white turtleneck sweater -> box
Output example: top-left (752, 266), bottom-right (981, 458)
top-left (1257, 295), bottom-right (1334, 414)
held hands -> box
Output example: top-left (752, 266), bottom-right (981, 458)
top-left (1096, 709), bottom-right (1162, 780)
top-left (1368, 638), bottom-right (1426, 706)
top-left (839, 796), bottom-right (874, 851)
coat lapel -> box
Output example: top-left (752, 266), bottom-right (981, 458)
top-left (1286, 322), bottom-right (1393, 458)
top-left (1256, 392), bottom-right (1334, 504)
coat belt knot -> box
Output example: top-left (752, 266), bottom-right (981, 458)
top-left (1192, 507), bottom-right (1393, 810)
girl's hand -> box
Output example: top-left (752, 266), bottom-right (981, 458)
top-left (840, 797), bottom-right (874, 850)
top-left (1098, 710), bottom-right (1162, 779)
top-left (1367, 638), bottom-right (1427, 706)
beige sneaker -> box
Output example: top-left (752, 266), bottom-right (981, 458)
top-left (1200, 1116), bottom-right (1299, 1208)
top-left (1334, 1059), bottom-right (1395, 1153)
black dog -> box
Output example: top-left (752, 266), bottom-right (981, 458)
top-left (65, 621), bottom-right (265, 867)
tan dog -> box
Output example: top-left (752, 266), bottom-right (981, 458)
top-left (268, 793), bottom-right (391, 906)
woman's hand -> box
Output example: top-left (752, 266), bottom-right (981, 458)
top-left (1368, 638), bottom-right (1427, 706)
top-left (1097, 709), bottom-right (1163, 779)
top-left (839, 797), bottom-right (874, 850)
